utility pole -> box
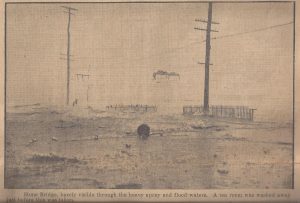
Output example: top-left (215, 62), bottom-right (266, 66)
top-left (61, 6), bottom-right (78, 105)
top-left (195, 2), bottom-right (218, 114)
top-left (203, 3), bottom-right (212, 113)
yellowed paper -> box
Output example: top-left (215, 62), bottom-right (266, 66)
top-left (0, 0), bottom-right (299, 202)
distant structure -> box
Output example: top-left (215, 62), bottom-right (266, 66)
top-left (183, 105), bottom-right (256, 121)
top-left (71, 71), bottom-right (91, 108)
top-left (153, 70), bottom-right (180, 80)
top-left (106, 104), bottom-right (157, 113)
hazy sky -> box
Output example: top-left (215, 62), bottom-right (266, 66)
top-left (6, 2), bottom-right (294, 121)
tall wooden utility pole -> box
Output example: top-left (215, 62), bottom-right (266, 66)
top-left (195, 2), bottom-right (218, 113)
top-left (203, 2), bottom-right (212, 112)
top-left (61, 6), bottom-right (78, 105)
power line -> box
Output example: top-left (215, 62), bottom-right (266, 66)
top-left (97, 22), bottom-right (292, 64)
top-left (58, 21), bottom-right (292, 69)
top-left (211, 21), bottom-right (293, 41)
top-left (163, 22), bottom-right (293, 52)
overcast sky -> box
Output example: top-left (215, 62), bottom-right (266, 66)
top-left (6, 2), bottom-right (294, 121)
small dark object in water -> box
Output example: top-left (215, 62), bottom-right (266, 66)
top-left (137, 124), bottom-right (150, 139)
top-left (217, 169), bottom-right (229, 175)
top-left (114, 183), bottom-right (143, 189)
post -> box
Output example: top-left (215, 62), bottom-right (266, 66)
top-left (61, 6), bottom-right (78, 105)
top-left (194, 3), bottom-right (218, 115)
top-left (66, 8), bottom-right (71, 105)
top-left (203, 2), bottom-right (212, 113)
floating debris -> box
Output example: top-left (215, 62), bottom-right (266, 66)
top-left (190, 120), bottom-right (206, 129)
top-left (28, 153), bottom-right (81, 164)
top-left (52, 137), bottom-right (58, 141)
top-left (137, 124), bottom-right (150, 139)
top-left (27, 138), bottom-right (38, 146)
top-left (217, 169), bottom-right (229, 175)
top-left (120, 150), bottom-right (133, 157)
top-left (114, 183), bottom-right (143, 189)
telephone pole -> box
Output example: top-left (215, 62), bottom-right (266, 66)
top-left (61, 6), bottom-right (78, 105)
top-left (194, 2), bottom-right (218, 113)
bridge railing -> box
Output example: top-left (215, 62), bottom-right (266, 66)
top-left (106, 105), bottom-right (157, 113)
top-left (183, 105), bottom-right (255, 121)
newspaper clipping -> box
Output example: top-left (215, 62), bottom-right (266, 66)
top-left (0, 0), bottom-right (299, 202)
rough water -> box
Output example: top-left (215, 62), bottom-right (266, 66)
top-left (5, 106), bottom-right (293, 189)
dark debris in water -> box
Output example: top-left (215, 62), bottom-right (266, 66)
top-left (114, 183), bottom-right (143, 189)
top-left (137, 124), bottom-right (150, 139)
top-left (217, 169), bottom-right (229, 175)
top-left (55, 120), bottom-right (78, 128)
top-left (69, 178), bottom-right (105, 188)
top-left (27, 153), bottom-right (82, 164)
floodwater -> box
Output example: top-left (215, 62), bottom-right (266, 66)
top-left (5, 107), bottom-right (293, 189)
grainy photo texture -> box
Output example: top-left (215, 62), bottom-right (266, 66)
top-left (5, 2), bottom-right (294, 189)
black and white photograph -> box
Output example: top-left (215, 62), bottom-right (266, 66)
top-left (4, 0), bottom-right (295, 192)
